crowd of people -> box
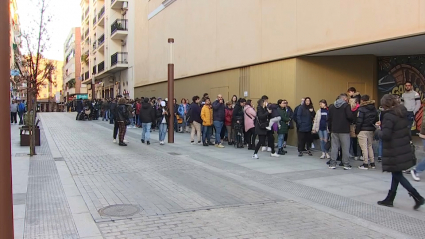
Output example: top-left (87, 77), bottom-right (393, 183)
top-left (71, 83), bottom-right (425, 210)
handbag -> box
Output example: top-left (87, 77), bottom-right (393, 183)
top-left (256, 117), bottom-right (268, 129)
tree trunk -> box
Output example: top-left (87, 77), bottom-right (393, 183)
top-left (29, 91), bottom-right (37, 156)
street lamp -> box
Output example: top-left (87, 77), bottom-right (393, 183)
top-left (168, 38), bottom-right (174, 143)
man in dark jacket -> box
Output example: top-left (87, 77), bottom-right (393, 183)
top-left (212, 94), bottom-right (226, 147)
top-left (355, 95), bottom-right (378, 170)
top-left (232, 98), bottom-right (246, 148)
top-left (139, 98), bottom-right (156, 145)
top-left (112, 95), bottom-right (123, 143)
top-left (189, 96), bottom-right (202, 144)
top-left (328, 93), bottom-right (353, 169)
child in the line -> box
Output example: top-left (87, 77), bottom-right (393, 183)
top-left (266, 103), bottom-right (280, 130)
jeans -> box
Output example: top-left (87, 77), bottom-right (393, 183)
top-left (109, 112), bottom-right (114, 124)
top-left (10, 112), bottom-right (17, 123)
top-left (202, 126), bottom-right (212, 143)
top-left (416, 140), bottom-right (425, 173)
top-left (129, 117), bottom-right (134, 127)
top-left (330, 133), bottom-right (351, 167)
top-left (213, 121), bottom-right (224, 144)
top-left (390, 171), bottom-right (415, 193)
top-left (113, 121), bottom-right (119, 139)
top-left (18, 112), bottom-right (24, 125)
top-left (407, 111), bottom-right (415, 136)
top-left (277, 134), bottom-right (285, 148)
top-left (159, 123), bottom-right (167, 141)
top-left (141, 123), bottom-right (152, 141)
top-left (378, 139), bottom-right (383, 157)
top-left (318, 130), bottom-right (329, 153)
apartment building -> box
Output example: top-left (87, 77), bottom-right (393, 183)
top-left (62, 27), bottom-right (87, 102)
top-left (80, 0), bottom-right (134, 100)
top-left (133, 0), bottom-right (425, 145)
top-left (9, 0), bottom-right (24, 100)
top-left (38, 60), bottom-right (64, 112)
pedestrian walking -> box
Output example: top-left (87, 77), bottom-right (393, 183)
top-left (139, 98), bottom-right (156, 145)
top-left (376, 94), bottom-right (424, 210)
top-left (17, 100), bottom-right (26, 125)
top-left (116, 98), bottom-right (129, 146)
top-left (10, 100), bottom-right (18, 124)
top-left (157, 101), bottom-right (169, 145)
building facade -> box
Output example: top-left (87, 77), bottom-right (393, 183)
top-left (62, 27), bottom-right (87, 103)
top-left (38, 60), bottom-right (64, 112)
top-left (9, 0), bottom-right (23, 100)
top-left (133, 0), bottom-right (425, 145)
top-left (80, 0), bottom-right (134, 100)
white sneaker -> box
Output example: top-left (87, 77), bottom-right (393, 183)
top-left (267, 147), bottom-right (272, 152)
top-left (411, 169), bottom-right (420, 181)
top-left (160, 141), bottom-right (165, 145)
top-left (265, 126), bottom-right (272, 130)
top-left (271, 153), bottom-right (280, 158)
top-left (261, 147), bottom-right (267, 152)
top-left (252, 154), bottom-right (259, 159)
top-left (320, 153), bottom-right (326, 159)
top-left (326, 153), bottom-right (330, 159)
top-left (123, 139), bottom-right (129, 143)
top-left (217, 143), bottom-right (225, 148)
top-left (311, 143), bottom-right (315, 149)
top-left (113, 139), bottom-right (117, 143)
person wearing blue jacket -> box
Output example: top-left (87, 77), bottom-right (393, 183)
top-left (296, 97), bottom-right (316, 157)
top-left (212, 94), bottom-right (226, 148)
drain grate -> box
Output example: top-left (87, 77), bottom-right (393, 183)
top-left (99, 204), bottom-right (140, 217)
top-left (168, 152), bottom-right (181, 156)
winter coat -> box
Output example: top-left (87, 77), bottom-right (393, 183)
top-left (255, 105), bottom-right (270, 136)
top-left (116, 104), bottom-right (129, 122)
top-left (212, 100), bottom-right (225, 122)
top-left (277, 107), bottom-right (290, 134)
top-left (378, 105), bottom-right (414, 172)
top-left (232, 104), bottom-right (244, 125)
top-left (189, 103), bottom-right (202, 124)
top-left (355, 100), bottom-right (377, 134)
top-left (296, 105), bottom-right (315, 132)
top-left (312, 108), bottom-right (328, 132)
top-left (225, 108), bottom-right (233, 126)
top-left (135, 102), bottom-right (141, 115)
top-left (328, 99), bottom-right (353, 133)
top-left (267, 104), bottom-right (279, 118)
top-left (244, 105), bottom-right (256, 131)
top-left (201, 105), bottom-right (213, 126)
top-left (156, 107), bottom-right (170, 125)
top-left (178, 104), bottom-right (188, 117)
top-left (139, 102), bottom-right (156, 123)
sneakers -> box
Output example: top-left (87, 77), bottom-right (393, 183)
top-left (411, 169), bottom-right (421, 181)
top-left (378, 157), bottom-right (382, 163)
top-left (197, 141), bottom-right (201, 144)
top-left (203, 142), bottom-right (209, 146)
top-left (320, 153), bottom-right (326, 159)
top-left (370, 163), bottom-right (376, 169)
top-left (119, 142), bottom-right (127, 146)
top-left (298, 152), bottom-right (303, 157)
top-left (265, 126), bottom-right (272, 130)
top-left (217, 144), bottom-right (225, 148)
top-left (343, 165), bottom-right (352, 170)
top-left (252, 154), bottom-right (259, 159)
top-left (267, 147), bottom-right (272, 152)
top-left (123, 139), bottom-right (129, 143)
top-left (326, 153), bottom-right (330, 159)
top-left (147, 141), bottom-right (150, 145)
top-left (261, 147), bottom-right (267, 152)
top-left (113, 139), bottom-right (117, 143)
top-left (307, 151), bottom-right (313, 156)
top-left (329, 165), bottom-right (336, 169)
top-left (141, 139), bottom-right (145, 143)
top-left (271, 152), bottom-right (280, 158)
top-left (358, 164), bottom-right (369, 170)
top-left (160, 141), bottom-right (165, 145)
top-left (191, 141), bottom-right (195, 144)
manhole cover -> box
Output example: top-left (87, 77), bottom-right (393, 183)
top-left (168, 152), bottom-right (180, 155)
top-left (99, 204), bottom-right (140, 217)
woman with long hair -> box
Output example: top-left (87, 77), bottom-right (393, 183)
top-left (231, 95), bottom-right (238, 108)
top-left (296, 97), bottom-right (315, 156)
top-left (312, 99), bottom-right (329, 159)
top-left (252, 98), bottom-right (279, 159)
top-left (377, 94), bottom-right (424, 210)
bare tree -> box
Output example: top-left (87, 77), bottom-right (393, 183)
top-left (14, 0), bottom-right (55, 156)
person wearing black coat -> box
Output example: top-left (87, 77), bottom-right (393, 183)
top-left (355, 95), bottom-right (378, 169)
top-left (189, 96), bottom-right (202, 144)
top-left (296, 97), bottom-right (315, 157)
top-left (252, 98), bottom-right (279, 159)
top-left (139, 98), bottom-right (156, 145)
top-left (377, 94), bottom-right (424, 210)
top-left (116, 98), bottom-right (129, 146)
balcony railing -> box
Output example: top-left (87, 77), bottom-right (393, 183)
top-left (84, 29), bottom-right (89, 39)
top-left (111, 19), bottom-right (128, 35)
top-left (93, 65), bottom-right (97, 75)
top-left (111, 52), bottom-right (128, 66)
top-left (98, 61), bottom-right (105, 73)
top-left (84, 8), bottom-right (89, 18)
top-left (92, 41), bottom-right (97, 51)
top-left (93, 16), bottom-right (97, 25)
top-left (85, 71), bottom-right (89, 80)
top-left (97, 34), bottom-right (105, 46)
top-left (98, 5), bottom-right (105, 19)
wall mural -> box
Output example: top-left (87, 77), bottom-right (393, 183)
top-left (378, 55), bottom-right (425, 133)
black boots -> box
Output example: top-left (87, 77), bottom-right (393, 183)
top-left (409, 189), bottom-right (425, 210)
top-left (377, 190), bottom-right (396, 207)
top-left (119, 141), bottom-right (127, 146)
top-left (278, 148), bottom-right (286, 155)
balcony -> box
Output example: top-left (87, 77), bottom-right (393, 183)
top-left (84, 28), bottom-right (89, 40)
top-left (85, 71), bottom-right (89, 80)
top-left (97, 34), bottom-right (105, 52)
top-left (110, 52), bottom-right (128, 72)
top-left (92, 40), bottom-right (97, 52)
top-left (111, 0), bottom-right (127, 9)
top-left (111, 19), bottom-right (128, 40)
top-left (92, 65), bottom-right (97, 75)
top-left (98, 61), bottom-right (105, 73)
top-left (97, 5), bottom-right (105, 26)
top-left (84, 7), bottom-right (89, 20)
top-left (93, 15), bottom-right (97, 25)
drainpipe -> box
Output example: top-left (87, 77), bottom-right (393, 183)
top-left (0, 1), bottom-right (15, 237)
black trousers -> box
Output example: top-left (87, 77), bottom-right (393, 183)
top-left (113, 121), bottom-right (119, 139)
top-left (254, 131), bottom-right (275, 154)
top-left (298, 131), bottom-right (312, 152)
top-left (245, 128), bottom-right (256, 148)
top-left (10, 112), bottom-right (17, 123)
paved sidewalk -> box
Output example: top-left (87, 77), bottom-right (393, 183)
top-left (13, 112), bottom-right (425, 238)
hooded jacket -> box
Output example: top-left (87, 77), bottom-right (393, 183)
top-left (355, 100), bottom-right (377, 134)
top-left (328, 99), bottom-right (353, 133)
top-left (378, 105), bottom-right (414, 172)
top-left (139, 102), bottom-right (156, 123)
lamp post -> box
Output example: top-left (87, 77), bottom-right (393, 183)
top-left (0, 0), bottom-right (15, 237)
top-left (167, 38), bottom-right (174, 143)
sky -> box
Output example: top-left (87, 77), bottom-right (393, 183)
top-left (17, 0), bottom-right (81, 61)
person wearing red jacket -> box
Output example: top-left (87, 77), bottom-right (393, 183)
top-left (135, 99), bottom-right (142, 127)
top-left (225, 102), bottom-right (234, 145)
